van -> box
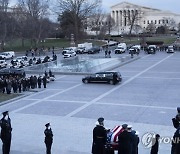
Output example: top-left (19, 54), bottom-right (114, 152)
top-left (115, 43), bottom-right (127, 54)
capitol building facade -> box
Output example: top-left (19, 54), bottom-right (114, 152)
top-left (87, 2), bottom-right (180, 35)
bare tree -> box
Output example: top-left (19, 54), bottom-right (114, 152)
top-left (123, 7), bottom-right (142, 35)
top-left (146, 23), bottom-right (156, 34)
top-left (0, 0), bottom-right (9, 50)
top-left (17, 0), bottom-right (50, 45)
top-left (57, 0), bottom-right (102, 41)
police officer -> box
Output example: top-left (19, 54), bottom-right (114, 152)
top-left (0, 111), bottom-right (12, 154)
top-left (92, 117), bottom-right (107, 154)
top-left (44, 123), bottom-right (53, 154)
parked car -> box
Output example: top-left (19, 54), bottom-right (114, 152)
top-left (0, 51), bottom-right (15, 60)
top-left (62, 47), bottom-right (77, 55)
top-left (63, 51), bottom-right (76, 58)
top-left (129, 47), bottom-right (140, 55)
top-left (0, 60), bottom-right (7, 68)
top-left (82, 71), bottom-right (122, 85)
top-left (76, 47), bottom-right (86, 54)
top-left (114, 47), bottom-right (126, 54)
top-left (167, 46), bottom-right (174, 53)
top-left (88, 47), bottom-right (100, 54)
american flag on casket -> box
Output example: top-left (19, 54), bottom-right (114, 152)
top-left (107, 126), bottom-right (124, 143)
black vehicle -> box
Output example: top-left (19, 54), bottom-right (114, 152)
top-left (82, 71), bottom-right (122, 85)
top-left (88, 47), bottom-right (100, 54)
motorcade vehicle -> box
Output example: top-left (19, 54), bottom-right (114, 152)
top-left (0, 51), bottom-right (15, 59)
top-left (167, 46), bottom-right (174, 53)
top-left (63, 51), bottom-right (76, 58)
top-left (82, 71), bottom-right (122, 85)
top-left (0, 60), bottom-right (7, 68)
top-left (147, 45), bottom-right (156, 54)
top-left (115, 43), bottom-right (127, 54)
top-left (88, 47), bottom-right (100, 54)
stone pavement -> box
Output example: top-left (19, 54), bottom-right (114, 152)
top-left (0, 52), bottom-right (179, 154)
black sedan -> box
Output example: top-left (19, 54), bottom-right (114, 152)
top-left (82, 71), bottom-right (122, 85)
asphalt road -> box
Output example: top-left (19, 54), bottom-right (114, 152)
top-left (0, 51), bottom-right (179, 154)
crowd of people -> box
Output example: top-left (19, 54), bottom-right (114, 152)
top-left (0, 70), bottom-right (54, 94)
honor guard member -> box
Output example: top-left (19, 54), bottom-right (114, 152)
top-left (44, 123), bottom-right (53, 154)
top-left (0, 111), bottom-right (12, 154)
top-left (92, 117), bottom-right (107, 154)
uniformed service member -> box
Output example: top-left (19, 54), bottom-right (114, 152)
top-left (44, 123), bottom-right (53, 154)
top-left (92, 117), bottom-right (107, 154)
top-left (0, 111), bottom-right (12, 154)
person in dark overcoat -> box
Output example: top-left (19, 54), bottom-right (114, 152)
top-left (131, 130), bottom-right (139, 154)
top-left (172, 107), bottom-right (180, 129)
top-left (44, 123), bottom-right (53, 154)
top-left (118, 125), bottom-right (132, 154)
top-left (150, 134), bottom-right (160, 154)
top-left (0, 111), bottom-right (12, 154)
top-left (92, 117), bottom-right (107, 154)
top-left (38, 76), bottom-right (42, 88)
top-left (42, 76), bottom-right (47, 88)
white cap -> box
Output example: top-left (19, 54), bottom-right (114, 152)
top-left (135, 131), bottom-right (139, 135)
top-left (127, 125), bottom-right (132, 129)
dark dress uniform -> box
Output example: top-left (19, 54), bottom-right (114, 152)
top-left (92, 118), bottom-right (107, 154)
top-left (44, 123), bottom-right (53, 154)
top-left (118, 129), bottom-right (132, 154)
top-left (0, 111), bottom-right (12, 154)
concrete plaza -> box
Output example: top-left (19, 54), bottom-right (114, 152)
top-left (0, 51), bottom-right (179, 154)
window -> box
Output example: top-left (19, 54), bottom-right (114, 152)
top-left (155, 20), bottom-right (157, 24)
top-left (163, 20), bottom-right (165, 24)
top-left (147, 20), bottom-right (149, 24)
top-left (151, 20), bottom-right (153, 23)
top-left (166, 20), bottom-right (168, 24)
top-left (144, 20), bottom-right (146, 24)
top-left (159, 20), bottom-right (161, 24)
